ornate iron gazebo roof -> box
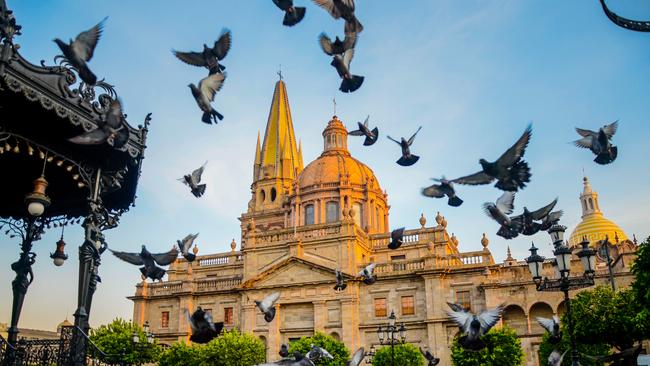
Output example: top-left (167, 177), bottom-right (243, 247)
top-left (0, 0), bottom-right (149, 219)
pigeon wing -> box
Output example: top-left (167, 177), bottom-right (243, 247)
top-left (180, 233), bottom-right (199, 253)
top-left (530, 198), bottom-right (557, 220)
top-left (447, 302), bottom-right (467, 313)
top-left (350, 347), bottom-right (364, 366)
top-left (173, 50), bottom-right (206, 67)
top-left (342, 48), bottom-right (355, 70)
top-left (422, 184), bottom-right (445, 198)
top-left (191, 163), bottom-right (206, 185)
top-left (477, 304), bottom-right (504, 334)
top-left (260, 292), bottom-right (281, 310)
top-left (536, 317), bottom-right (556, 334)
top-left (575, 126), bottom-right (597, 138)
top-left (313, 0), bottom-right (342, 18)
top-left (446, 309), bottom-right (472, 333)
top-left (204, 310), bottom-right (217, 331)
top-left (344, 32), bottom-right (358, 51)
top-left (365, 263), bottom-right (376, 275)
top-left (318, 33), bottom-right (334, 55)
top-left (386, 135), bottom-right (402, 145)
top-left (452, 171), bottom-right (495, 186)
top-left (407, 126), bottom-right (422, 146)
top-left (110, 250), bottom-right (144, 265)
top-left (391, 227), bottom-right (405, 242)
top-left (68, 129), bottom-right (108, 145)
top-left (104, 99), bottom-right (123, 129)
top-left (212, 29), bottom-right (232, 60)
top-left (199, 72), bottom-right (226, 102)
top-left (348, 129), bottom-right (365, 136)
top-left (602, 120), bottom-right (618, 139)
top-left (495, 191), bottom-right (516, 215)
top-left (72, 17), bottom-right (106, 61)
top-left (184, 308), bottom-right (198, 332)
top-left (151, 248), bottom-right (179, 266)
top-left (573, 136), bottom-right (593, 149)
top-left (495, 124), bottom-right (532, 167)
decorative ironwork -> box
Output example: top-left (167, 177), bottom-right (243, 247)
top-left (600, 0), bottom-right (650, 32)
top-left (534, 273), bottom-right (595, 292)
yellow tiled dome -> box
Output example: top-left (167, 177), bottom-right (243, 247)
top-left (568, 177), bottom-right (627, 246)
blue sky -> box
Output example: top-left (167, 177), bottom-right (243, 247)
top-left (1, 1), bottom-right (649, 331)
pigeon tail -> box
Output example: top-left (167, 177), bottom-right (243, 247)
top-left (264, 308), bottom-right (276, 323)
top-left (497, 225), bottom-right (519, 240)
top-left (594, 146), bottom-right (617, 165)
top-left (183, 253), bottom-right (196, 262)
top-left (521, 223), bottom-right (541, 236)
top-left (340, 75), bottom-right (364, 93)
top-left (387, 241), bottom-right (402, 250)
top-left (334, 283), bottom-right (347, 291)
top-left (448, 196), bottom-right (463, 207)
top-left (202, 109), bottom-right (223, 124)
top-left (192, 184), bottom-right (206, 198)
top-left (283, 7), bottom-right (306, 26)
top-left (396, 154), bottom-right (420, 166)
top-left (78, 63), bottom-right (97, 86)
top-left (363, 276), bottom-right (376, 285)
top-left (344, 16), bottom-right (364, 34)
top-left (495, 160), bottom-right (530, 191)
top-left (363, 128), bottom-right (379, 146)
top-left (142, 266), bottom-right (167, 281)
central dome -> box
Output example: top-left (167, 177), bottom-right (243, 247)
top-left (298, 116), bottom-right (381, 191)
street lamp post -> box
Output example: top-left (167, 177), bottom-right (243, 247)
top-left (364, 345), bottom-right (376, 364)
top-left (376, 310), bottom-right (407, 366)
top-left (526, 225), bottom-right (596, 366)
top-left (122, 321), bottom-right (154, 366)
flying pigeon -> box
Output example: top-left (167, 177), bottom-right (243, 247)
top-left (511, 198), bottom-right (558, 236)
top-left (319, 32), bottom-right (357, 56)
top-left (173, 29), bottom-right (231, 75)
top-left (446, 303), bottom-right (504, 351)
top-left (387, 227), bottom-right (405, 250)
top-left (358, 263), bottom-right (376, 285)
top-left (547, 349), bottom-right (568, 366)
top-left (279, 343), bottom-right (290, 358)
top-left (584, 344), bottom-right (643, 364)
top-left (454, 124), bottom-right (532, 191)
top-left (540, 210), bottom-right (563, 232)
top-left (307, 345), bottom-right (334, 361)
top-left (483, 192), bottom-right (521, 240)
top-left (422, 177), bottom-right (463, 207)
top-left (420, 348), bottom-right (440, 366)
top-left (313, 0), bottom-right (363, 34)
top-left (189, 72), bottom-right (226, 124)
top-left (330, 48), bottom-right (364, 93)
top-left (347, 347), bottom-right (364, 366)
top-left (54, 17), bottom-right (107, 86)
top-left (387, 126), bottom-right (422, 166)
top-left (110, 245), bottom-right (179, 282)
top-left (536, 316), bottom-right (561, 344)
top-left (68, 98), bottom-right (130, 149)
top-left (334, 269), bottom-right (347, 291)
top-left (181, 162), bottom-right (207, 198)
top-left (177, 233), bottom-right (199, 262)
top-left (573, 121), bottom-right (619, 165)
top-left (255, 292), bottom-right (281, 322)
top-left (348, 115), bottom-right (379, 146)
top-left (273, 0), bottom-right (307, 26)
top-left (184, 307), bottom-right (224, 344)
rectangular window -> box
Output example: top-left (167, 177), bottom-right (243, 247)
top-left (305, 204), bottom-right (314, 225)
top-left (224, 307), bottom-right (233, 325)
top-left (401, 296), bottom-right (415, 316)
top-left (326, 202), bottom-right (339, 223)
top-left (161, 311), bottom-right (169, 328)
top-left (374, 298), bottom-right (387, 317)
top-left (391, 255), bottom-right (406, 261)
top-left (456, 290), bottom-right (471, 310)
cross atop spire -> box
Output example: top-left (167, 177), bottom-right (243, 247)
top-left (333, 97), bottom-right (337, 116)
top-left (278, 64), bottom-right (283, 81)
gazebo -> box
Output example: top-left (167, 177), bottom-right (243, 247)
top-left (0, 1), bottom-right (149, 364)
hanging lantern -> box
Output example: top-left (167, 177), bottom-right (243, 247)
top-left (50, 236), bottom-right (68, 266)
top-left (24, 176), bottom-right (51, 217)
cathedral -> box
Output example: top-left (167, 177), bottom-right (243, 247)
top-left (129, 79), bottom-right (638, 366)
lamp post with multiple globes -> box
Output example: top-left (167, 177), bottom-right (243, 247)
top-left (376, 310), bottom-right (407, 366)
top-left (526, 225), bottom-right (596, 366)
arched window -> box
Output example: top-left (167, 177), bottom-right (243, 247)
top-left (529, 302), bottom-right (554, 334)
top-left (270, 187), bottom-right (277, 202)
top-left (589, 198), bottom-right (594, 210)
top-left (326, 201), bottom-right (339, 223)
top-left (304, 204), bottom-right (314, 225)
top-left (259, 189), bottom-right (266, 203)
top-left (502, 305), bottom-right (527, 335)
top-left (376, 206), bottom-right (382, 231)
top-left (353, 202), bottom-right (363, 227)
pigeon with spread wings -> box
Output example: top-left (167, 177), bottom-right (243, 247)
top-left (313, 0), bottom-right (363, 34)
top-left (358, 263), bottom-right (376, 285)
top-left (446, 303), bottom-right (504, 351)
top-left (329, 47), bottom-right (364, 93)
top-left (511, 198), bottom-right (558, 236)
top-left (422, 176), bottom-right (463, 207)
top-left (184, 307), bottom-right (223, 344)
top-left (454, 124), bottom-right (532, 191)
top-left (319, 32), bottom-right (357, 56)
top-left (110, 245), bottom-right (179, 282)
top-left (334, 269), bottom-right (347, 291)
top-left (348, 115), bottom-right (379, 146)
top-left (177, 233), bottom-right (199, 262)
top-left (189, 72), bottom-right (226, 124)
top-left (256, 292), bottom-right (281, 322)
top-left (387, 227), bottom-right (405, 250)
top-left (483, 192), bottom-right (521, 239)
top-left (68, 98), bottom-right (130, 149)
top-left (273, 0), bottom-right (307, 26)
top-left (536, 315), bottom-right (561, 344)
top-left (387, 126), bottom-right (422, 166)
top-left (173, 29), bottom-right (231, 75)
top-left (181, 162), bottom-right (207, 198)
top-left (54, 17), bottom-right (107, 86)
top-left (573, 121), bottom-right (619, 165)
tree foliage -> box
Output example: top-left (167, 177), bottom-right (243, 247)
top-left (158, 342), bottom-right (201, 366)
top-left (450, 326), bottom-right (524, 366)
top-left (371, 343), bottom-right (424, 366)
top-left (289, 332), bottom-right (350, 366)
top-left (538, 330), bottom-right (610, 366)
top-left (89, 318), bottom-right (160, 365)
top-left (632, 236), bottom-right (650, 336)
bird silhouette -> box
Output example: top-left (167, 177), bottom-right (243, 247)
top-left (454, 124), bottom-right (532, 191)
top-left (334, 269), bottom-right (348, 291)
top-left (330, 48), bottom-right (364, 93)
top-left (511, 198), bottom-right (558, 236)
top-left (177, 233), bottom-right (199, 262)
top-left (348, 115), bottom-right (379, 146)
top-left (110, 245), bottom-right (178, 282)
top-left (255, 292), bottom-right (281, 322)
top-left (68, 98), bottom-right (129, 149)
top-left (313, 0), bottom-right (363, 34)
top-left (189, 72), bottom-right (226, 124)
top-left (358, 263), bottom-right (377, 285)
top-left (54, 17), bottom-right (107, 86)
top-left (387, 227), bottom-right (405, 250)
top-left (483, 192), bottom-right (521, 240)
top-left (573, 121), bottom-right (619, 165)
top-left (180, 162), bottom-right (207, 198)
top-left (387, 126), bottom-right (422, 166)
top-left (446, 303), bottom-right (504, 351)
top-left (184, 307), bottom-right (223, 344)
top-left (536, 316), bottom-right (561, 344)
top-left (319, 32), bottom-right (357, 56)
top-left (173, 29), bottom-right (231, 75)
top-left (422, 177), bottom-right (463, 207)
top-left (273, 0), bottom-right (307, 26)
top-left (420, 347), bottom-right (440, 366)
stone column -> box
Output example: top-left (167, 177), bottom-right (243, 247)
top-left (313, 300), bottom-right (327, 332)
top-left (340, 297), bottom-right (359, 350)
top-left (267, 304), bottom-right (282, 362)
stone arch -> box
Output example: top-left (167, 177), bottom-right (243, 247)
top-left (557, 301), bottom-right (566, 316)
top-left (259, 335), bottom-right (268, 356)
top-left (330, 332), bottom-right (340, 341)
top-left (270, 187), bottom-right (277, 202)
top-left (502, 304), bottom-right (527, 335)
top-left (529, 302), bottom-right (554, 334)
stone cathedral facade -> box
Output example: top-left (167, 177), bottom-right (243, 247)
top-left (129, 79), bottom-right (638, 366)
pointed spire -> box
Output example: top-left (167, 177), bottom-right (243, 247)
top-left (297, 139), bottom-right (304, 170)
top-left (254, 131), bottom-right (261, 165)
top-left (580, 175), bottom-right (602, 218)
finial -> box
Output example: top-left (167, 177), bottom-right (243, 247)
top-left (633, 234), bottom-right (637, 245)
top-left (435, 212), bottom-right (443, 225)
top-left (333, 97), bottom-right (337, 116)
top-left (450, 233), bottom-right (458, 247)
top-left (481, 233), bottom-right (489, 248)
top-left (419, 213), bottom-right (426, 228)
top-left (440, 216), bottom-right (448, 228)
top-left (230, 238), bottom-right (237, 251)
top-left (192, 243), bottom-right (199, 255)
top-left (278, 64), bottom-right (283, 80)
